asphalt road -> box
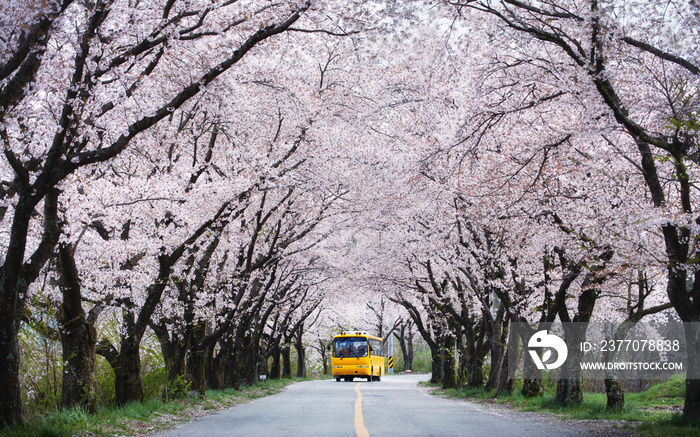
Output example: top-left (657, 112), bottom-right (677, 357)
top-left (153, 374), bottom-right (600, 436)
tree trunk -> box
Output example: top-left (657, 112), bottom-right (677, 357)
top-left (497, 330), bottom-right (518, 395)
top-left (430, 341), bottom-right (444, 384)
top-left (685, 379), bottom-right (700, 417)
top-left (270, 344), bottom-right (281, 379)
top-left (396, 322), bottom-right (415, 372)
top-left (405, 329), bottom-right (414, 371)
top-left (282, 345), bottom-right (292, 379)
top-left (683, 322), bottom-right (700, 417)
top-left (602, 319), bottom-right (639, 410)
top-left (149, 322), bottom-right (188, 397)
top-left (114, 338), bottom-right (144, 405)
top-left (258, 349), bottom-right (269, 379)
top-left (456, 329), bottom-right (467, 386)
top-left (466, 353), bottom-right (484, 388)
top-left (98, 334), bottom-right (144, 406)
top-left (0, 305), bottom-right (22, 427)
top-left (295, 332), bottom-right (306, 378)
top-left (484, 318), bottom-right (507, 391)
top-left (98, 329), bottom-right (144, 406)
top-left (0, 193), bottom-right (60, 426)
top-left (186, 321), bottom-right (208, 395)
top-left (464, 324), bottom-right (486, 389)
top-left (516, 322), bottom-right (543, 398)
top-left (605, 379), bottom-right (624, 409)
top-left (522, 378), bottom-right (544, 398)
top-left (219, 340), bottom-right (239, 389)
top-left (56, 243), bottom-right (97, 412)
top-left (59, 317), bottom-right (97, 412)
top-left (555, 378), bottom-right (583, 405)
top-left (318, 339), bottom-right (329, 375)
top-left (442, 335), bottom-right (458, 390)
top-left (521, 354), bottom-right (543, 398)
top-left (166, 346), bottom-right (187, 390)
top-left (205, 343), bottom-right (220, 390)
top-left (228, 353), bottom-right (241, 390)
top-left (496, 352), bottom-right (513, 395)
top-left (244, 335), bottom-right (259, 385)
top-left (554, 323), bottom-right (588, 406)
top-left (484, 343), bottom-right (504, 391)
top-left (187, 344), bottom-right (206, 396)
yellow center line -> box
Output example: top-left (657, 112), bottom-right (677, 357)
top-left (354, 382), bottom-right (369, 437)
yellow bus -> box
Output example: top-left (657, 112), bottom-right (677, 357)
top-left (330, 331), bottom-right (384, 382)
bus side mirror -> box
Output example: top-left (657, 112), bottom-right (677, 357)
top-left (326, 344), bottom-right (331, 351)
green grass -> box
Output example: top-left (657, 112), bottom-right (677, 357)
top-left (439, 375), bottom-right (699, 437)
top-left (1, 378), bottom-right (300, 437)
top-left (629, 374), bottom-right (686, 407)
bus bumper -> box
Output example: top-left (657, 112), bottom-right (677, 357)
top-left (332, 365), bottom-right (370, 377)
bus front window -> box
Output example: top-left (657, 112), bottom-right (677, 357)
top-left (333, 337), bottom-right (368, 358)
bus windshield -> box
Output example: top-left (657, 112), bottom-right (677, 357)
top-left (333, 336), bottom-right (368, 358)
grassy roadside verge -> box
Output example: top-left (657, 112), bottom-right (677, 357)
top-left (432, 375), bottom-right (700, 437)
top-left (1, 378), bottom-right (302, 437)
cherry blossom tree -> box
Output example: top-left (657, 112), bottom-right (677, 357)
top-left (443, 0), bottom-right (699, 416)
top-left (3, 0), bottom-right (697, 424)
top-left (0, 0), bottom-right (319, 423)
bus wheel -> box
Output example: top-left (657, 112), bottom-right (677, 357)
top-left (336, 377), bottom-right (341, 382)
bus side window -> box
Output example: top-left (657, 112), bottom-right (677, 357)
top-left (370, 339), bottom-right (382, 356)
